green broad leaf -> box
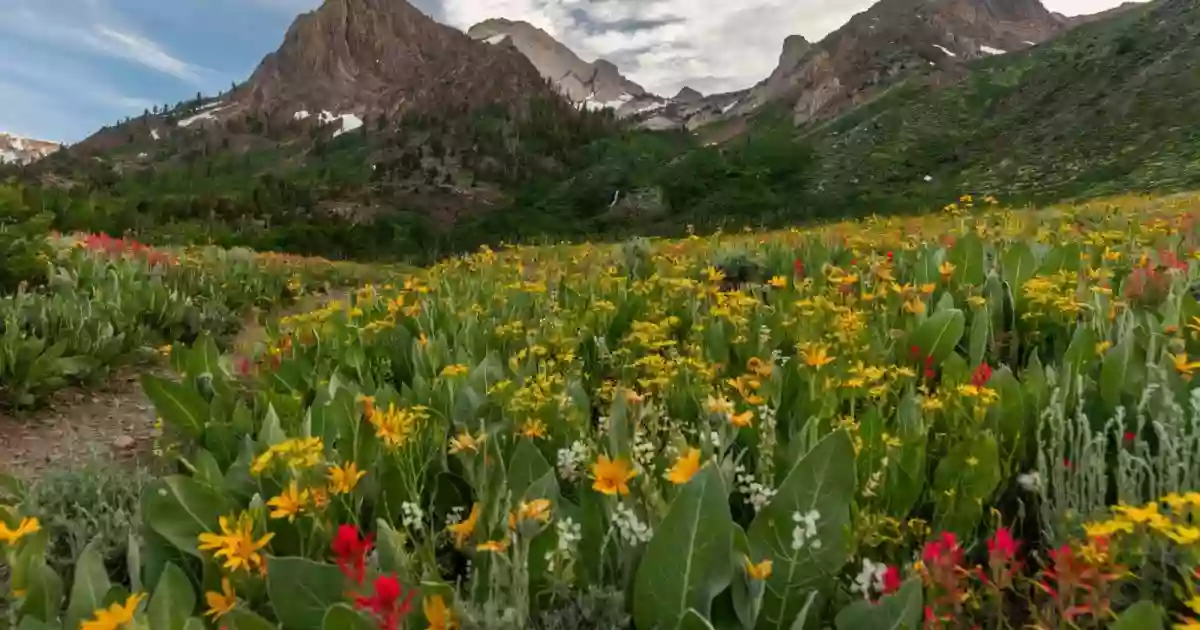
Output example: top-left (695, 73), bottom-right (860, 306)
top-left (143, 475), bottom-right (228, 556)
top-left (679, 608), bottom-right (718, 630)
top-left (508, 439), bottom-right (558, 502)
top-left (259, 404), bottom-right (288, 448)
top-left (1000, 242), bottom-right (1036, 295)
top-left (1062, 325), bottom-right (1097, 379)
top-left (990, 367), bottom-right (1027, 466)
top-left (225, 608), bottom-right (280, 630)
top-left (950, 234), bottom-right (986, 287)
top-left (149, 563), bottom-right (196, 630)
top-left (322, 604), bottom-right (375, 630)
top-left (633, 463), bottom-right (735, 630)
top-left (142, 374), bottom-right (209, 438)
top-left (909, 309), bottom-right (965, 366)
top-left (65, 540), bottom-right (113, 630)
top-left (787, 592), bottom-right (819, 630)
top-left (19, 562), bottom-right (62, 623)
top-left (375, 519), bottom-right (410, 578)
top-left (1100, 336), bottom-right (1133, 407)
top-left (183, 618), bottom-right (207, 630)
top-left (15, 618), bottom-right (59, 630)
top-left (749, 432), bottom-right (856, 630)
top-left (932, 434), bottom-right (1002, 537)
top-left (968, 308), bottom-right (989, 368)
top-left (266, 557), bottom-right (346, 630)
top-left (883, 396), bottom-right (927, 519)
top-left (1111, 601), bottom-right (1163, 630)
top-left (834, 579), bottom-right (923, 630)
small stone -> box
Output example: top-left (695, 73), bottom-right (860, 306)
top-left (114, 435), bottom-right (137, 450)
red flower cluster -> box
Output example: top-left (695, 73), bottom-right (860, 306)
top-left (981, 527), bottom-right (1021, 589)
top-left (1035, 539), bottom-right (1122, 623)
top-left (333, 524), bottom-right (374, 585)
top-left (793, 257), bottom-right (805, 278)
top-left (910, 346), bottom-right (937, 380)
top-left (920, 532), bottom-right (969, 629)
top-left (354, 575), bottom-right (415, 630)
top-left (332, 525), bottom-right (415, 630)
top-left (78, 232), bottom-right (174, 267)
top-left (881, 565), bottom-right (903, 596)
top-left (970, 363), bottom-right (993, 388)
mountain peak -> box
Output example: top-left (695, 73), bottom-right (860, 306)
top-left (240, 0), bottom-right (550, 119)
top-left (673, 87), bottom-right (704, 103)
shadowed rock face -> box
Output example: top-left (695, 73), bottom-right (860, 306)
top-left (738, 0), bottom-right (1070, 125)
top-left (0, 133), bottom-right (60, 165)
top-left (240, 0), bottom-right (555, 121)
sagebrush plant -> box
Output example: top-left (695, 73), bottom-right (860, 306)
top-left (10, 194), bottom-right (1200, 629)
top-left (23, 456), bottom-right (150, 583)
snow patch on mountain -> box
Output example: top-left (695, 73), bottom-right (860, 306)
top-left (980, 45), bottom-right (1007, 55)
top-left (934, 44), bottom-right (957, 57)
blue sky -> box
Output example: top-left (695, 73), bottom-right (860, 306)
top-left (0, 0), bottom-right (1142, 144)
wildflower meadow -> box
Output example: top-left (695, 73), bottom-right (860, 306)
top-left (7, 194), bottom-right (1200, 629)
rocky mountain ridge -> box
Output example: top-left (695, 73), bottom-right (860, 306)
top-left (0, 133), bottom-right (60, 165)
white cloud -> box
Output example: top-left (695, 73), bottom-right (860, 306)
top-left (88, 25), bottom-right (205, 82)
top-left (437, 0), bottom-right (1150, 96)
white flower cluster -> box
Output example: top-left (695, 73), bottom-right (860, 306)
top-left (445, 505), bottom-right (466, 527)
top-left (1017, 470), bottom-right (1042, 493)
top-left (703, 430), bottom-right (722, 449)
top-left (613, 503), bottom-right (653, 545)
top-left (632, 428), bottom-right (657, 473)
top-left (735, 465), bottom-right (777, 512)
top-left (545, 516), bottom-right (583, 567)
top-left (758, 325), bottom-right (772, 346)
top-left (850, 558), bottom-right (890, 600)
top-left (557, 441), bottom-right (588, 481)
top-left (771, 349), bottom-right (789, 366)
top-left (791, 509), bottom-right (822, 551)
top-left (400, 502), bottom-right (425, 531)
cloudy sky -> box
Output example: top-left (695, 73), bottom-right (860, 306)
top-left (0, 0), bottom-right (1145, 142)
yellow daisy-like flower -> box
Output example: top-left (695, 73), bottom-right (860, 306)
top-left (440, 364), bottom-right (469, 378)
top-left (197, 512), bottom-right (275, 574)
top-left (800, 344), bottom-right (836, 369)
top-left (0, 517), bottom-right (41, 546)
top-left (267, 481), bottom-right (310, 521)
top-left (519, 419), bottom-right (548, 439)
top-left (448, 431), bottom-right (485, 454)
top-left (327, 461), bottom-right (367, 495)
top-left (730, 410), bottom-right (754, 428)
top-left (767, 276), bottom-right (788, 289)
top-left (743, 556), bottom-right (773, 581)
top-left (591, 454), bottom-right (637, 496)
top-left (508, 499), bottom-right (553, 530)
top-left (204, 578), bottom-right (238, 619)
top-left (665, 448), bottom-right (702, 485)
top-left (447, 503), bottom-right (481, 548)
top-left (424, 594), bottom-right (458, 630)
top-left (80, 593), bottom-right (145, 630)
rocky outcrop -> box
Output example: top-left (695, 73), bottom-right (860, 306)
top-left (732, 0), bottom-right (1070, 125)
top-left (0, 133), bottom-right (60, 165)
top-left (467, 18), bottom-right (668, 118)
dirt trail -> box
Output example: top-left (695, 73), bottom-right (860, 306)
top-left (0, 289), bottom-right (350, 480)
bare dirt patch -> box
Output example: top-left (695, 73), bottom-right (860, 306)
top-left (0, 367), bottom-right (159, 479)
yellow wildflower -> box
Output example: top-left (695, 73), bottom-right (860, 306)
top-left (800, 344), bottom-right (836, 369)
top-left (0, 517), bottom-right (41, 546)
top-left (476, 539), bottom-right (510, 553)
top-left (447, 503), bottom-right (481, 548)
top-left (424, 595), bottom-right (457, 630)
top-left (508, 499), bottom-right (553, 530)
top-left (327, 461), bottom-right (367, 495)
top-left (267, 481), bottom-right (310, 522)
top-left (519, 419), bottom-right (548, 439)
top-left (743, 557), bottom-right (773, 580)
top-left (204, 578), bottom-right (238, 620)
top-left (197, 512), bottom-right (274, 573)
top-left (768, 276), bottom-right (788, 289)
top-left (592, 454), bottom-right (637, 496)
top-left (1174, 354), bottom-right (1200, 380)
top-left (80, 593), bottom-right (145, 630)
top-left (665, 448), bottom-right (702, 485)
top-left (440, 364), bottom-right (469, 378)
top-left (448, 431), bottom-right (486, 454)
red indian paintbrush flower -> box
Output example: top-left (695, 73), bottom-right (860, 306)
top-left (354, 574), bottom-right (414, 630)
top-left (332, 524), bottom-right (374, 585)
top-left (970, 363), bottom-right (993, 388)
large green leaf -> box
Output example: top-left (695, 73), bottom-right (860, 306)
top-left (633, 463), bottom-right (735, 630)
top-left (1111, 601), bottom-right (1163, 630)
top-left (834, 579), bottom-right (922, 630)
top-left (787, 592), bottom-right (819, 630)
top-left (749, 432), bottom-right (856, 630)
top-left (322, 604), bottom-right (375, 630)
top-left (142, 374), bottom-right (209, 438)
top-left (508, 439), bottom-right (558, 502)
top-left (225, 609), bottom-right (280, 630)
top-left (65, 541), bottom-right (113, 630)
top-left (143, 475), bottom-right (228, 555)
top-left (266, 557), bottom-right (345, 630)
top-left (149, 563), bottom-right (196, 630)
top-left (1000, 243), bottom-right (1036, 295)
top-left (1100, 336), bottom-right (1133, 407)
top-left (19, 562), bottom-right (62, 624)
top-left (909, 309), bottom-right (965, 366)
top-left (932, 434), bottom-right (1001, 537)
